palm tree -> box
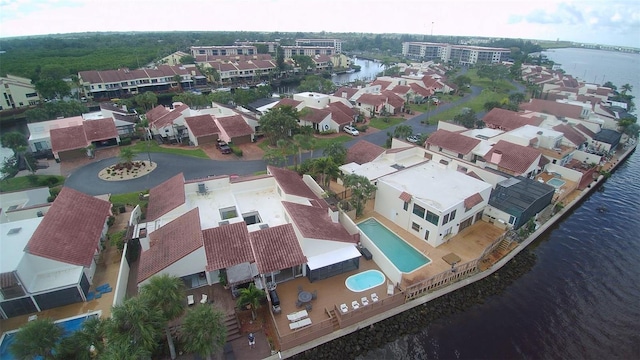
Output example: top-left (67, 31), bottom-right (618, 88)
top-left (293, 133), bottom-right (315, 166)
top-left (621, 83), bottom-right (633, 95)
top-left (311, 157), bottom-right (340, 189)
top-left (57, 317), bottom-right (107, 360)
top-left (9, 318), bottom-right (63, 360)
top-left (101, 339), bottom-right (151, 360)
top-left (323, 142), bottom-right (347, 165)
top-left (276, 138), bottom-right (297, 167)
top-left (118, 147), bottom-right (136, 166)
top-left (106, 296), bottom-right (165, 355)
top-left (343, 174), bottom-right (377, 218)
top-left (140, 274), bottom-right (186, 360)
top-left (236, 283), bottom-right (265, 320)
top-left (181, 305), bottom-right (227, 360)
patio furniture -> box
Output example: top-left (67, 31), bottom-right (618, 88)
top-left (296, 300), bottom-right (303, 308)
top-left (298, 291), bottom-right (313, 304)
top-left (340, 303), bottom-right (349, 313)
top-left (351, 300), bottom-right (360, 310)
top-left (311, 290), bottom-right (317, 300)
top-left (28, 315), bottom-right (38, 322)
top-left (86, 292), bottom-right (95, 301)
top-left (387, 283), bottom-right (394, 296)
top-left (187, 295), bottom-right (195, 306)
top-left (289, 317), bottom-right (312, 330)
top-left (287, 310), bottom-right (308, 322)
top-left (371, 293), bottom-right (379, 302)
top-left (361, 296), bottom-right (369, 306)
top-left (306, 303), bottom-right (312, 312)
top-left (297, 285), bottom-right (304, 294)
top-left (200, 294), bottom-right (208, 304)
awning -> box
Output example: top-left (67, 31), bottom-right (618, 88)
top-left (442, 253), bottom-right (462, 265)
top-left (306, 246), bottom-right (361, 270)
top-left (399, 191), bottom-right (412, 203)
top-left (226, 262), bottom-right (259, 285)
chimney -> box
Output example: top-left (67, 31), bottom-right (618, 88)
top-left (491, 150), bottom-right (503, 164)
top-left (328, 205), bottom-right (339, 223)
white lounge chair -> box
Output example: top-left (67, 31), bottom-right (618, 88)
top-left (351, 300), bottom-right (360, 310)
top-left (288, 317), bottom-right (312, 330)
top-left (387, 283), bottom-right (394, 296)
top-left (340, 303), bottom-right (349, 313)
top-left (187, 295), bottom-right (195, 306)
top-left (200, 294), bottom-right (208, 304)
top-left (361, 296), bottom-right (369, 306)
top-left (287, 310), bottom-right (308, 322)
top-left (371, 293), bottom-right (379, 302)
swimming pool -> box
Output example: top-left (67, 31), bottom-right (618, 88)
top-left (0, 311), bottom-right (100, 360)
top-left (547, 178), bottom-right (566, 188)
top-left (357, 218), bottom-right (431, 273)
top-left (345, 269), bottom-right (385, 292)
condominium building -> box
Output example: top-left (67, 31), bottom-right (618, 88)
top-left (402, 42), bottom-right (510, 65)
top-left (234, 41), bottom-right (280, 53)
top-left (190, 45), bottom-right (257, 57)
top-left (0, 75), bottom-right (40, 110)
top-left (296, 38), bottom-right (342, 53)
top-left (282, 46), bottom-right (334, 59)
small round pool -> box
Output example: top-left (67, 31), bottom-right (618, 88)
top-left (345, 270), bottom-right (385, 292)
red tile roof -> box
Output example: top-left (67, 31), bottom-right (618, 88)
top-left (409, 83), bottom-right (433, 98)
top-left (250, 224), bottom-right (307, 274)
top-left (464, 193), bottom-right (484, 210)
top-left (370, 80), bottom-right (392, 90)
top-left (399, 192), bottom-right (412, 203)
top-left (519, 99), bottom-right (583, 120)
top-left (25, 188), bottom-right (111, 267)
top-left (391, 85), bottom-right (411, 95)
top-left (282, 202), bottom-right (355, 243)
top-left (426, 129), bottom-right (480, 155)
top-left (357, 93), bottom-right (386, 107)
top-left (346, 140), bottom-right (385, 164)
top-left (152, 104), bottom-right (190, 128)
top-left (382, 91), bottom-right (405, 110)
top-left (301, 107), bottom-right (331, 124)
top-left (484, 140), bottom-right (541, 175)
top-left (328, 101), bottom-right (356, 118)
top-left (333, 87), bottom-right (359, 100)
top-left (184, 115), bottom-right (220, 137)
top-left (145, 105), bottom-right (170, 124)
top-left (275, 98), bottom-right (302, 109)
top-left (138, 208), bottom-right (203, 282)
top-left (482, 108), bottom-right (543, 131)
top-left (327, 103), bottom-right (353, 125)
top-left (146, 173), bottom-right (186, 221)
top-left (576, 124), bottom-right (596, 138)
top-left (552, 124), bottom-right (586, 146)
top-left (268, 166), bottom-right (318, 199)
top-left (50, 125), bottom-right (88, 153)
top-left (216, 115), bottom-right (253, 138)
top-left (203, 222), bottom-right (253, 271)
top-left (83, 118), bottom-right (118, 142)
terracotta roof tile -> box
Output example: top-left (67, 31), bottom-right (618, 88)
top-left (552, 124), bottom-right (586, 146)
top-left (370, 80), bottom-right (392, 90)
top-left (576, 124), bottom-right (596, 138)
top-left (382, 91), bottom-right (405, 109)
top-left (250, 224), bottom-right (306, 274)
top-left (216, 115), bottom-right (253, 138)
top-left (391, 85), bottom-right (411, 95)
top-left (399, 192), bottom-right (412, 203)
top-left (328, 101), bottom-right (356, 117)
top-left (482, 107), bottom-right (543, 131)
top-left (464, 193), bottom-right (484, 210)
top-left (409, 83), bottom-right (433, 98)
top-left (203, 222), bottom-right (253, 271)
top-left (25, 188), bottom-right (111, 266)
top-left (83, 118), bottom-right (118, 142)
top-left (357, 93), bottom-right (386, 107)
top-left (146, 105), bottom-right (170, 123)
top-left (346, 140), bottom-right (385, 164)
top-left (185, 115), bottom-right (220, 137)
top-left (426, 129), bottom-right (480, 155)
top-left (152, 104), bottom-right (190, 129)
top-left (275, 98), bottom-right (302, 109)
top-left (519, 99), bottom-right (583, 120)
top-left (333, 87), bottom-right (359, 100)
top-left (301, 107), bottom-right (331, 124)
top-left (327, 103), bottom-right (353, 125)
top-left (146, 174), bottom-right (186, 221)
top-left (267, 166), bottom-right (318, 199)
top-left (50, 125), bottom-right (89, 153)
top-left (484, 140), bottom-right (541, 175)
top-left (138, 208), bottom-right (203, 282)
top-left (283, 202), bottom-right (355, 243)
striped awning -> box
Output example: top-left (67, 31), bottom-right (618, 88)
top-left (399, 191), bottom-right (412, 203)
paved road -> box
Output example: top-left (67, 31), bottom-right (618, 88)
top-left (65, 84), bottom-right (492, 196)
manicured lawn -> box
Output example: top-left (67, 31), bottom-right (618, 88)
top-left (422, 90), bottom-right (508, 125)
top-left (110, 191), bottom-right (148, 207)
top-left (312, 135), bottom-right (352, 149)
top-left (466, 69), bottom-right (515, 94)
top-left (128, 141), bottom-right (209, 159)
top-left (368, 117), bottom-right (405, 130)
top-left (0, 175), bottom-right (65, 193)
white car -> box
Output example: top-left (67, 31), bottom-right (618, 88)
top-left (343, 125), bottom-right (359, 136)
top-left (406, 134), bottom-right (422, 144)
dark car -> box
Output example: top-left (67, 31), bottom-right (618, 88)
top-left (218, 143), bottom-right (232, 154)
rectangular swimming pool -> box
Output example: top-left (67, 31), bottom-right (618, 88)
top-left (357, 218), bottom-right (430, 273)
top-left (547, 178), bottom-right (566, 188)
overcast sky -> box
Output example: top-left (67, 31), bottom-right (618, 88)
top-left (1, 0), bottom-right (639, 48)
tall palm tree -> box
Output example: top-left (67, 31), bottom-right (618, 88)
top-left (107, 296), bottom-right (165, 355)
top-left (118, 147), bottom-right (136, 166)
top-left (57, 317), bottom-right (106, 360)
top-left (236, 283), bottom-right (265, 320)
top-left (621, 83), bottom-right (633, 95)
top-left (323, 142), bottom-right (347, 165)
top-left (140, 274), bottom-right (186, 360)
top-left (101, 339), bottom-right (151, 360)
top-left (181, 305), bottom-right (227, 360)
top-left (9, 318), bottom-right (63, 360)
top-left (311, 157), bottom-right (340, 189)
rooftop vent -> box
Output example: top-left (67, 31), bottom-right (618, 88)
top-left (7, 227), bottom-right (22, 235)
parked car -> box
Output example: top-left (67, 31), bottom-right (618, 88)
top-left (217, 140), bottom-right (232, 154)
top-left (343, 125), bottom-right (359, 136)
top-left (406, 133), bottom-right (422, 144)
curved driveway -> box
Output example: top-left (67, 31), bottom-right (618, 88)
top-left (66, 85), bottom-right (486, 196)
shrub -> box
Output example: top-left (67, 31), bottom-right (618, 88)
top-left (107, 216), bottom-right (115, 226)
top-left (119, 137), bottom-right (132, 146)
top-left (230, 144), bottom-right (243, 157)
top-left (47, 187), bottom-right (61, 202)
top-left (109, 230), bottom-right (127, 253)
top-left (356, 125), bottom-right (368, 133)
top-left (38, 176), bottom-right (59, 187)
top-left (27, 174), bottom-right (39, 185)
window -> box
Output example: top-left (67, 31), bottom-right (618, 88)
top-left (458, 153), bottom-right (463, 159)
top-left (219, 207), bottom-right (238, 220)
top-left (403, 201), bottom-right (409, 211)
top-left (242, 211), bottom-right (262, 225)
top-left (426, 211), bottom-right (439, 225)
top-left (411, 222), bottom-right (420, 231)
top-left (413, 204), bottom-right (425, 218)
top-left (26, 92), bottom-right (38, 98)
top-left (508, 215), bottom-right (516, 225)
top-left (450, 210), bottom-right (456, 221)
top-left (443, 213), bottom-right (450, 225)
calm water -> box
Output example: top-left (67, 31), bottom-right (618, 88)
top-left (362, 49), bottom-right (640, 359)
top-left (332, 58), bottom-right (384, 85)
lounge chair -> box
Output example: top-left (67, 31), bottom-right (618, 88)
top-left (286, 310), bottom-right (308, 322)
top-left (351, 300), bottom-right (360, 310)
top-left (187, 295), bottom-right (195, 306)
top-left (387, 283), bottom-right (394, 296)
top-left (361, 296), bottom-right (369, 306)
top-left (306, 303), bottom-right (312, 312)
top-left (371, 293), bottom-right (379, 302)
top-left (340, 303), bottom-right (349, 313)
top-left (289, 317), bottom-right (312, 330)
top-left (200, 294), bottom-right (208, 304)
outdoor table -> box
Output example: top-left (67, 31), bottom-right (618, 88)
top-left (298, 291), bottom-right (312, 303)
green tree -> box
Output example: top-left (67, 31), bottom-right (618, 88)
top-left (179, 55), bottom-right (196, 64)
top-left (119, 147), bottom-right (136, 165)
top-left (39, 64), bottom-right (69, 80)
top-left (259, 105), bottom-right (300, 146)
top-left (181, 305), bottom-right (227, 360)
top-left (393, 124), bottom-right (413, 139)
top-left (453, 75), bottom-right (471, 93)
top-left (476, 64), bottom-right (509, 89)
top-left (140, 274), bottom-right (186, 360)
top-left (263, 147), bottom-right (287, 167)
top-left (603, 81), bottom-right (617, 91)
top-left (236, 283), bottom-right (265, 320)
top-left (35, 78), bottom-right (70, 100)
top-left (135, 91), bottom-right (158, 111)
top-left (276, 46), bottom-right (286, 71)
top-left (106, 296), bottom-right (164, 355)
top-left (255, 43), bottom-right (269, 54)
top-left (509, 60), bottom-right (522, 79)
top-left (9, 318), bottom-right (63, 360)
top-left (508, 92), bottom-right (526, 105)
top-left (621, 83), bottom-right (633, 95)
top-left (293, 133), bottom-right (315, 165)
top-left (0, 132), bottom-right (28, 154)
top-left (292, 55), bottom-right (316, 73)
top-left (209, 90), bottom-right (234, 105)
top-left (453, 109), bottom-right (478, 129)
top-left (297, 75), bottom-right (336, 94)
top-left (311, 157), bottom-right (340, 188)
top-left (484, 101), bottom-right (502, 112)
top-left (276, 138), bottom-right (298, 167)
top-left (322, 142), bottom-right (347, 165)
top-left (343, 174), bottom-right (377, 218)
top-left (57, 317), bottom-right (106, 360)
top-left (173, 75), bottom-right (183, 92)
top-left (101, 339), bottom-right (151, 360)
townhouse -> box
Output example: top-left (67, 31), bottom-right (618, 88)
top-left (0, 75), bottom-right (40, 110)
top-left (190, 45), bottom-right (258, 57)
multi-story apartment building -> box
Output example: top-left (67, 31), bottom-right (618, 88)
top-left (190, 45), bottom-right (257, 57)
top-left (402, 42), bottom-right (510, 65)
top-left (282, 46), bottom-right (334, 59)
top-left (296, 38), bottom-right (342, 54)
top-left (0, 75), bottom-right (40, 110)
top-left (78, 65), bottom-right (206, 101)
top-left (234, 41), bottom-right (280, 53)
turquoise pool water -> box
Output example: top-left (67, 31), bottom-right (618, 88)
top-left (345, 269), bottom-right (385, 292)
top-left (0, 312), bottom-right (100, 360)
top-left (547, 178), bottom-right (566, 188)
top-left (358, 218), bottom-right (431, 273)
